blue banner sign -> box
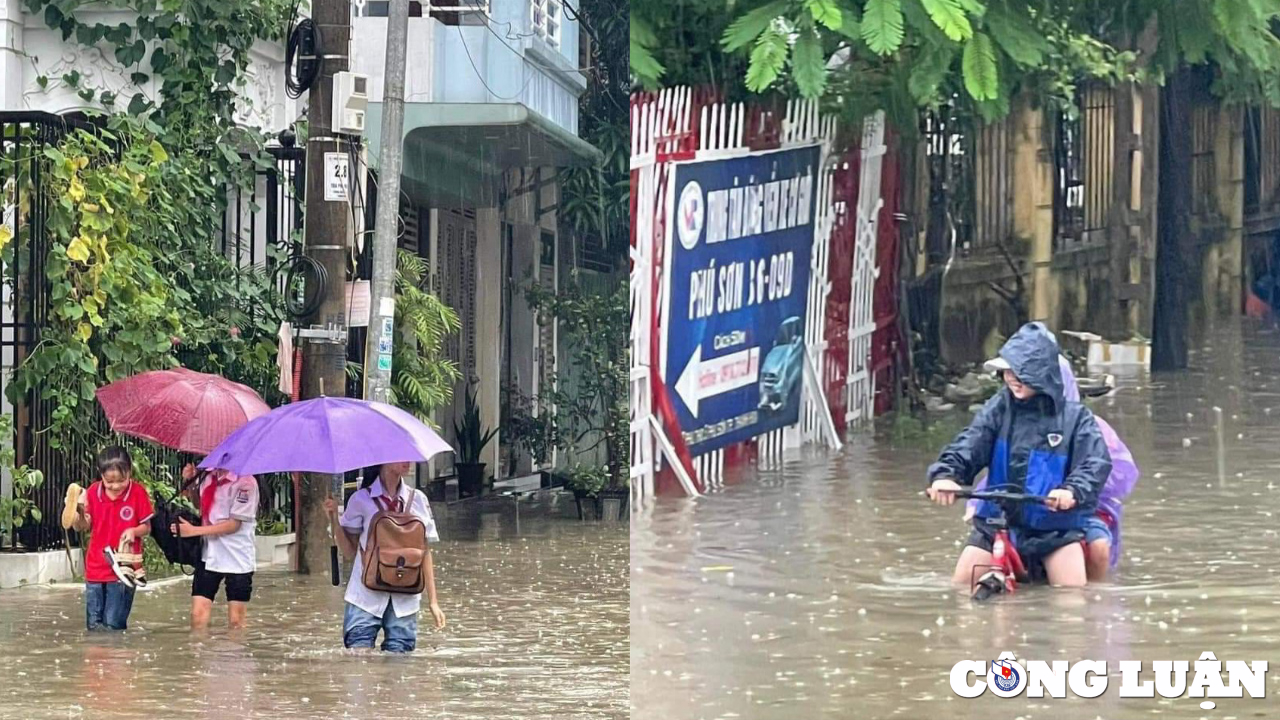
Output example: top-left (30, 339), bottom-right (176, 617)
top-left (663, 145), bottom-right (820, 454)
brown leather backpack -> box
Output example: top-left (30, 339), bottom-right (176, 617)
top-left (360, 493), bottom-right (428, 594)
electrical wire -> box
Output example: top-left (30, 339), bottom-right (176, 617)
top-left (350, 148), bottom-right (410, 238)
top-left (285, 17), bottom-right (320, 99)
top-left (455, 24), bottom-right (535, 101)
top-left (275, 254), bottom-right (328, 319)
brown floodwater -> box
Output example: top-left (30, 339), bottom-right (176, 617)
top-left (632, 321), bottom-right (1280, 720)
top-left (0, 495), bottom-right (628, 719)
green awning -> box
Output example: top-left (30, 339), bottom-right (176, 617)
top-left (365, 102), bottom-right (601, 207)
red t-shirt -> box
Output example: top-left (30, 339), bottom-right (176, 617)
top-left (83, 480), bottom-right (154, 583)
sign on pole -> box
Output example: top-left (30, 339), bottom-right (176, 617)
top-left (324, 152), bottom-right (350, 202)
top-left (662, 145), bottom-right (820, 455)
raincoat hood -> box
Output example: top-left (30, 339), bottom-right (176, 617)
top-left (996, 322), bottom-right (1065, 412)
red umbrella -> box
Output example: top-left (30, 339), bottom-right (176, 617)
top-left (95, 368), bottom-right (272, 454)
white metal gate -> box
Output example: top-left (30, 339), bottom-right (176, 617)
top-left (630, 88), bottom-right (882, 502)
top-left (846, 115), bottom-right (885, 425)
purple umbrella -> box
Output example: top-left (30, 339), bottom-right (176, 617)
top-left (199, 397), bottom-right (452, 476)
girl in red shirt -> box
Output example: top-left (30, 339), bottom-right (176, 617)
top-left (68, 447), bottom-right (153, 631)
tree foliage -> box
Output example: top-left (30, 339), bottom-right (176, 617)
top-left (635, 0), bottom-right (1280, 124)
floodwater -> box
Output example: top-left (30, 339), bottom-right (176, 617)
top-left (632, 321), bottom-right (1280, 720)
top-left (0, 497), bottom-right (628, 719)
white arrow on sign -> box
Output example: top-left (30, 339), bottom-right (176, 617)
top-left (675, 345), bottom-right (760, 418)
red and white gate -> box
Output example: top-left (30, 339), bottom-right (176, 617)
top-left (630, 87), bottom-right (894, 504)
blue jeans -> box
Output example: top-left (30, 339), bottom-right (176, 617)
top-left (343, 601), bottom-right (418, 652)
top-left (86, 582), bottom-right (135, 631)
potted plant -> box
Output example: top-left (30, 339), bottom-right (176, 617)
top-left (567, 465), bottom-right (628, 520)
top-left (0, 414), bottom-right (43, 550)
top-left (454, 384), bottom-right (497, 498)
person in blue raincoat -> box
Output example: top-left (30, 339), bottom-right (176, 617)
top-left (926, 322), bottom-right (1112, 589)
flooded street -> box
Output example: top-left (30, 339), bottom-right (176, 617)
top-left (0, 502), bottom-right (628, 720)
top-left (632, 322), bottom-right (1280, 720)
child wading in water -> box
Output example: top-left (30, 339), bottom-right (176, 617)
top-left (964, 355), bottom-right (1140, 581)
top-left (173, 463), bottom-right (259, 630)
top-left (324, 462), bottom-right (445, 652)
top-left (63, 446), bottom-right (154, 630)
top-left (927, 322), bottom-right (1112, 589)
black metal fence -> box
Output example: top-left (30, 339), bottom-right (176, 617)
top-left (0, 112), bottom-right (305, 550)
top-left (921, 107), bottom-right (1013, 259)
top-left (1053, 85), bottom-right (1115, 249)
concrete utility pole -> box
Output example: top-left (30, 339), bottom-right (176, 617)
top-left (363, 0), bottom-right (410, 403)
top-left (298, 0), bottom-right (353, 575)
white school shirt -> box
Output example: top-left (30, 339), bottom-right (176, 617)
top-left (339, 481), bottom-right (439, 618)
top-left (200, 471), bottom-right (259, 574)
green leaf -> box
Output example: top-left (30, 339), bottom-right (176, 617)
top-left (150, 47), bottom-right (170, 73)
top-left (63, 70), bottom-right (81, 88)
top-left (36, 75), bottom-right (48, 89)
top-left (861, 0), bottom-right (905, 55)
top-left (128, 93), bottom-right (150, 115)
top-left (132, 39), bottom-right (147, 65)
top-left (215, 61), bottom-right (236, 85)
top-left (131, 72), bottom-right (149, 86)
top-left (962, 31), bottom-right (998, 101)
top-left (986, 1), bottom-right (1046, 67)
top-left (806, 0), bottom-right (843, 30)
top-left (107, 22), bottom-right (132, 45)
top-left (722, 0), bottom-right (789, 52)
top-left (746, 27), bottom-right (790, 92)
top-left (44, 4), bottom-right (62, 29)
top-left (792, 28), bottom-right (827, 99)
top-left (76, 23), bottom-right (100, 46)
top-left (920, 0), bottom-right (972, 41)
top-left (908, 43), bottom-right (957, 103)
top-left (836, 8), bottom-right (862, 40)
top-left (1176, 2), bottom-right (1216, 64)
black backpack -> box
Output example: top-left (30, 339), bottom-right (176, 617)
top-left (150, 471), bottom-right (205, 568)
top-left (150, 500), bottom-right (203, 567)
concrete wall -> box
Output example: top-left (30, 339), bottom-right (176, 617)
top-left (0, 4), bottom-right (294, 131)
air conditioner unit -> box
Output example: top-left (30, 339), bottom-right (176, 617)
top-left (332, 71), bottom-right (369, 136)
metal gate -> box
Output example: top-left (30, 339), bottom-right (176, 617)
top-left (629, 88), bottom-right (889, 502)
top-left (1, 111), bottom-right (305, 550)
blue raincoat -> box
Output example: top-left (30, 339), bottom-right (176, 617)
top-left (927, 322), bottom-right (1112, 532)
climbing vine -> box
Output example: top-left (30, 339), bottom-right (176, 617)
top-left (5, 116), bottom-right (287, 447)
top-left (7, 0), bottom-right (298, 448)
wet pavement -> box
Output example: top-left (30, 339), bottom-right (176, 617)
top-left (0, 496), bottom-right (628, 720)
top-left (632, 321), bottom-right (1280, 719)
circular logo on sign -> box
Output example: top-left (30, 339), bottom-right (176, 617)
top-left (119, 505), bottom-right (135, 523)
top-left (987, 656), bottom-right (1027, 698)
top-left (677, 181), bottom-right (705, 250)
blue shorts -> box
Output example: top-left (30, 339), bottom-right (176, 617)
top-left (1083, 514), bottom-right (1113, 545)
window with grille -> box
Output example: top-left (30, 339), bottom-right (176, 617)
top-left (1053, 85), bottom-right (1115, 249)
top-left (531, 0), bottom-right (562, 47)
